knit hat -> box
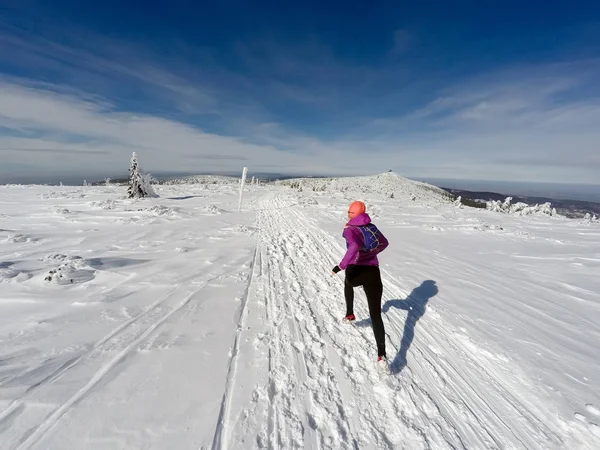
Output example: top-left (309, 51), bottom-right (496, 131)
top-left (348, 201), bottom-right (366, 218)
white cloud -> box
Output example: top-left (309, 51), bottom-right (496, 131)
top-left (2, 71), bottom-right (600, 184)
top-left (0, 24), bottom-right (220, 116)
top-left (0, 81), bottom-right (321, 178)
top-left (361, 61), bottom-right (600, 183)
top-left (1, 20), bottom-right (600, 184)
top-left (0, 80), bottom-right (404, 181)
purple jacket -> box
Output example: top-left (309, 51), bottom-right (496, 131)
top-left (339, 213), bottom-right (389, 270)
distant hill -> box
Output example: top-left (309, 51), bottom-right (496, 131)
top-left (277, 171), bottom-right (454, 206)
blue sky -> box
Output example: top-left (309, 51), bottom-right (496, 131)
top-left (1, 0), bottom-right (599, 183)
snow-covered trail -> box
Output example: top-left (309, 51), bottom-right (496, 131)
top-left (1, 180), bottom-right (598, 449)
top-left (223, 190), bottom-right (596, 450)
top-left (0, 184), bottom-right (260, 450)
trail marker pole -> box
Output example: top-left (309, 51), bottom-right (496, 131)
top-left (238, 167), bottom-right (248, 211)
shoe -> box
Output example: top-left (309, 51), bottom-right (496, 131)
top-left (342, 314), bottom-right (356, 322)
top-left (377, 355), bottom-right (390, 376)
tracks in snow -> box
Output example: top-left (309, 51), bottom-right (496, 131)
top-left (1, 270), bottom-right (231, 450)
top-left (295, 203), bottom-right (567, 448)
top-left (226, 192), bottom-right (410, 449)
top-left (224, 191), bottom-right (586, 450)
top-left (211, 245), bottom-right (259, 450)
top-left (11, 189), bottom-right (587, 449)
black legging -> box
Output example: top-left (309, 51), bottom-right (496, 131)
top-left (344, 265), bottom-right (386, 357)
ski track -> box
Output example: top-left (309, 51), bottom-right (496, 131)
top-left (260, 198), bottom-right (348, 449)
top-left (230, 191), bottom-right (588, 450)
top-left (0, 267), bottom-right (235, 450)
top-left (0, 286), bottom-right (179, 427)
top-left (211, 244), bottom-right (259, 450)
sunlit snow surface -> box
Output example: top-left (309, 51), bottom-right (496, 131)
top-left (1, 173), bottom-right (599, 449)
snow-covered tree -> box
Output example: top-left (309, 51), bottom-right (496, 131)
top-left (127, 152), bottom-right (157, 199)
top-left (486, 197), bottom-right (558, 217)
top-left (105, 178), bottom-right (111, 186)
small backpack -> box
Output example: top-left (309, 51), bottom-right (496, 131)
top-left (343, 224), bottom-right (383, 251)
top-left (358, 224), bottom-right (381, 252)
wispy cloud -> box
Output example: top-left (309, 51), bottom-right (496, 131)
top-left (0, 81), bottom-right (314, 178)
top-left (1, 18), bottom-right (599, 184)
top-left (360, 60), bottom-right (600, 182)
top-left (0, 23), bottom-right (219, 115)
top-left (417, 61), bottom-right (599, 129)
top-left (0, 79), bottom-right (398, 181)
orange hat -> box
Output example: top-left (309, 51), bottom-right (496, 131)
top-left (348, 201), bottom-right (366, 218)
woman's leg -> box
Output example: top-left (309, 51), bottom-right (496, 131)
top-left (363, 269), bottom-right (386, 357)
top-left (344, 277), bottom-right (354, 316)
top-left (344, 265), bottom-right (361, 316)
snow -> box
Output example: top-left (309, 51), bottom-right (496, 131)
top-left (0, 173), bottom-right (599, 449)
top-left (486, 196), bottom-right (558, 217)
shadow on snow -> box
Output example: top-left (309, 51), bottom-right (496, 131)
top-left (382, 280), bottom-right (439, 374)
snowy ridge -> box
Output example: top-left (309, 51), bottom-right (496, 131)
top-left (279, 172), bottom-right (452, 205)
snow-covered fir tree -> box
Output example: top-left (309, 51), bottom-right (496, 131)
top-left (127, 152), bottom-right (157, 198)
top-left (486, 196), bottom-right (557, 217)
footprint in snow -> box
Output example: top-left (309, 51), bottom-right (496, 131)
top-left (587, 404), bottom-right (600, 416)
top-left (574, 407), bottom-right (600, 438)
top-left (428, 344), bottom-right (442, 355)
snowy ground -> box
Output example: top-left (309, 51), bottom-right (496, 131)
top-left (0, 173), bottom-right (599, 450)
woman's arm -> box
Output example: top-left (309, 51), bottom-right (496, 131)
top-left (339, 227), bottom-right (362, 270)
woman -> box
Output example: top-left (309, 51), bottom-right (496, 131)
top-left (332, 201), bottom-right (389, 363)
